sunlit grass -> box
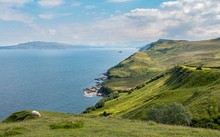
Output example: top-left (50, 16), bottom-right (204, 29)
top-left (105, 39), bottom-right (220, 91)
top-left (1, 111), bottom-right (220, 137)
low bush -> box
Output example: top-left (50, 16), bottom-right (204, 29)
top-left (101, 111), bottom-right (112, 117)
top-left (147, 102), bottom-right (192, 126)
top-left (191, 114), bottom-right (220, 130)
top-left (95, 99), bottom-right (105, 109)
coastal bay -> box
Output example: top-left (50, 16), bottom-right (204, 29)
top-left (0, 48), bottom-right (136, 120)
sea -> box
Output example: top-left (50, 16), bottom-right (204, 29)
top-left (0, 48), bottom-right (137, 120)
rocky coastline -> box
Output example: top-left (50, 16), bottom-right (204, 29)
top-left (84, 73), bottom-right (107, 97)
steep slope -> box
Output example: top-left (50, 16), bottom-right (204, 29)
top-left (105, 38), bottom-right (220, 91)
top-left (89, 38), bottom-right (220, 129)
top-left (1, 111), bottom-right (220, 137)
top-left (92, 66), bottom-right (220, 129)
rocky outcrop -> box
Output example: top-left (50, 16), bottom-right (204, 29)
top-left (84, 74), bottom-right (108, 97)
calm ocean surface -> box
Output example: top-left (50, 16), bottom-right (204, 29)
top-left (0, 48), bottom-right (136, 120)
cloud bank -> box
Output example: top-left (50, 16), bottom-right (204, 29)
top-left (0, 0), bottom-right (220, 46)
top-left (54, 0), bottom-right (220, 45)
top-left (0, 0), bottom-right (33, 24)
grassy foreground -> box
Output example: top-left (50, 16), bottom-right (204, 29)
top-left (1, 111), bottom-right (220, 137)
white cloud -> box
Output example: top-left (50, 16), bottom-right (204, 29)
top-left (52, 0), bottom-right (220, 45)
top-left (107, 0), bottom-right (132, 2)
top-left (72, 0), bottom-right (81, 7)
top-left (0, 9), bottom-right (32, 24)
top-left (0, 1), bottom-right (33, 24)
top-left (84, 5), bottom-right (96, 10)
top-left (48, 29), bottom-right (56, 35)
top-left (1, 0), bottom-right (220, 46)
top-left (38, 0), bottom-right (64, 7)
top-left (0, 0), bottom-right (42, 42)
top-left (39, 13), bottom-right (55, 19)
top-left (38, 12), bottom-right (72, 20)
top-left (0, 0), bottom-right (31, 5)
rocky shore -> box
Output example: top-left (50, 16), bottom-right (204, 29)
top-left (84, 74), bottom-right (107, 97)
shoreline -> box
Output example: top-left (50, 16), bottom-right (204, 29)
top-left (83, 73), bottom-right (108, 97)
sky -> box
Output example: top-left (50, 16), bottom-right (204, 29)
top-left (0, 0), bottom-right (220, 46)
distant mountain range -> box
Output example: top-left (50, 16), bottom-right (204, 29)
top-left (0, 41), bottom-right (96, 49)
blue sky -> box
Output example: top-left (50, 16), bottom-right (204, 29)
top-left (0, 0), bottom-right (220, 46)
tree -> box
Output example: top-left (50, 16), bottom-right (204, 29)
top-left (147, 102), bottom-right (192, 126)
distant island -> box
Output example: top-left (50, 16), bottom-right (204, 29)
top-left (0, 41), bottom-right (97, 49)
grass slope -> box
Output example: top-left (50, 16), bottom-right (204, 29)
top-left (1, 111), bottom-right (220, 137)
top-left (89, 38), bottom-right (220, 129)
top-left (91, 66), bottom-right (220, 117)
top-left (105, 38), bottom-right (220, 91)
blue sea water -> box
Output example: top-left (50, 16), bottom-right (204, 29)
top-left (0, 48), bottom-right (136, 120)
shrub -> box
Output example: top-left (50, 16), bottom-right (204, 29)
top-left (196, 67), bottom-right (202, 70)
top-left (101, 111), bottom-right (112, 117)
top-left (213, 114), bottom-right (220, 125)
top-left (82, 106), bottom-right (96, 113)
top-left (147, 102), bottom-right (192, 126)
top-left (105, 91), bottom-right (119, 101)
top-left (147, 103), bottom-right (168, 123)
top-left (191, 114), bottom-right (220, 129)
top-left (166, 103), bottom-right (192, 125)
top-left (135, 84), bottom-right (145, 90)
top-left (95, 99), bottom-right (105, 109)
top-left (196, 64), bottom-right (203, 70)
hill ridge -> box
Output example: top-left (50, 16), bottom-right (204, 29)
top-left (88, 38), bottom-right (220, 129)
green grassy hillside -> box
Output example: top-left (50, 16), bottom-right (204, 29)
top-left (105, 38), bottom-right (220, 91)
top-left (91, 66), bottom-right (220, 117)
top-left (1, 111), bottom-right (220, 137)
top-left (89, 38), bottom-right (220, 129)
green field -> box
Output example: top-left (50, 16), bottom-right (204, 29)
top-left (1, 111), bottom-right (220, 137)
